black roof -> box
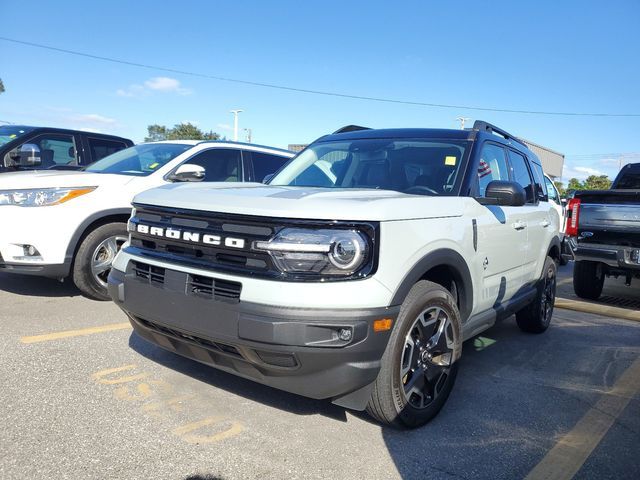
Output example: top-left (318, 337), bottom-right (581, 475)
top-left (2, 125), bottom-right (132, 142)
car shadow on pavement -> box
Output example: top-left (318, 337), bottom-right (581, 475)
top-left (0, 272), bottom-right (80, 297)
top-left (128, 331), bottom-right (349, 423)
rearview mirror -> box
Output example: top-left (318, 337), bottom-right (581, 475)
top-left (169, 164), bottom-right (205, 182)
top-left (479, 180), bottom-right (526, 207)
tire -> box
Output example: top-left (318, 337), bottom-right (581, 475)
top-left (72, 222), bottom-right (128, 301)
top-left (366, 280), bottom-right (462, 429)
top-left (573, 260), bottom-right (604, 300)
top-left (516, 256), bottom-right (557, 334)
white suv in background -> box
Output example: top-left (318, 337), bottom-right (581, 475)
top-left (0, 141), bottom-right (293, 300)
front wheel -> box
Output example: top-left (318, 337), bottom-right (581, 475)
top-left (72, 222), bottom-right (127, 301)
top-left (366, 280), bottom-right (462, 428)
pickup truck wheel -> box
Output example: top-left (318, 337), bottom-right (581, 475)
top-left (516, 256), bottom-right (557, 333)
top-left (72, 222), bottom-right (127, 301)
top-left (366, 280), bottom-right (462, 429)
top-left (573, 260), bottom-right (604, 300)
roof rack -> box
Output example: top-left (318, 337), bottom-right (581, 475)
top-left (473, 120), bottom-right (526, 147)
top-left (333, 125), bottom-right (371, 134)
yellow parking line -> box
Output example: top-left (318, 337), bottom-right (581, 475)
top-left (525, 357), bottom-right (640, 480)
top-left (555, 297), bottom-right (640, 323)
top-left (21, 322), bottom-right (131, 344)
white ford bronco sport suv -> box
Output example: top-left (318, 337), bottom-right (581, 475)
top-left (109, 122), bottom-right (562, 428)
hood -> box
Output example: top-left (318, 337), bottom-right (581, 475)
top-left (133, 183), bottom-right (464, 221)
top-left (0, 170), bottom-right (137, 189)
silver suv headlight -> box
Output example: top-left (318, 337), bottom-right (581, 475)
top-left (255, 228), bottom-right (369, 277)
top-left (0, 187), bottom-right (96, 207)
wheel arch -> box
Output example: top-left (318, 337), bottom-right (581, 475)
top-left (547, 236), bottom-right (562, 265)
top-left (390, 249), bottom-right (474, 322)
top-left (64, 208), bottom-right (132, 272)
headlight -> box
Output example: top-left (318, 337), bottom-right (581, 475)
top-left (255, 228), bottom-right (370, 277)
top-left (0, 187), bottom-right (96, 207)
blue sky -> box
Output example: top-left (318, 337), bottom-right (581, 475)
top-left (1, 0), bottom-right (639, 183)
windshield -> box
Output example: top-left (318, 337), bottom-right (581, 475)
top-left (0, 126), bottom-right (34, 147)
top-left (270, 138), bottom-right (469, 195)
top-left (615, 171), bottom-right (640, 189)
top-left (85, 143), bottom-right (192, 176)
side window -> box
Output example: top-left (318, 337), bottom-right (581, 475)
top-left (21, 134), bottom-right (77, 167)
top-left (88, 138), bottom-right (128, 162)
top-left (507, 150), bottom-right (535, 203)
top-left (545, 176), bottom-right (559, 203)
top-left (477, 143), bottom-right (509, 196)
top-left (184, 148), bottom-right (242, 182)
top-left (250, 151), bottom-right (289, 182)
top-left (530, 161), bottom-right (548, 202)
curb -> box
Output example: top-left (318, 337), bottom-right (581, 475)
top-left (555, 297), bottom-right (640, 323)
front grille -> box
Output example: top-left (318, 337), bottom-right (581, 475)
top-left (127, 203), bottom-right (379, 281)
top-left (187, 274), bottom-right (242, 302)
top-left (132, 261), bottom-right (165, 285)
top-left (136, 316), bottom-right (242, 359)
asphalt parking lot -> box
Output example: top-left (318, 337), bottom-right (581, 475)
top-left (1, 266), bottom-right (639, 480)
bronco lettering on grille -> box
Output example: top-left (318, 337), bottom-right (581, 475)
top-left (136, 224), bottom-right (245, 249)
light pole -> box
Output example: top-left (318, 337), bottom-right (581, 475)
top-left (243, 128), bottom-right (252, 143)
top-left (456, 117), bottom-right (470, 129)
top-left (230, 109), bottom-right (243, 141)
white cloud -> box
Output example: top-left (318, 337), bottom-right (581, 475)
top-left (117, 77), bottom-right (192, 97)
top-left (70, 113), bottom-right (117, 126)
top-left (216, 123), bottom-right (233, 131)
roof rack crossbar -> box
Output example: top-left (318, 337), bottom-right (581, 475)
top-left (473, 120), bottom-right (526, 147)
top-left (332, 125), bottom-right (371, 134)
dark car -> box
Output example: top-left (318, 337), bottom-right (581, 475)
top-left (567, 162), bottom-right (640, 298)
top-left (0, 125), bottom-right (134, 173)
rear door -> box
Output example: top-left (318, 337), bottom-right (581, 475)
top-left (474, 142), bottom-right (529, 310)
top-left (507, 149), bottom-right (549, 283)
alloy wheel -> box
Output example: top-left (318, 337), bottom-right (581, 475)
top-left (90, 235), bottom-right (127, 288)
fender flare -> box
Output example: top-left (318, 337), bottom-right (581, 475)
top-left (63, 207), bottom-right (133, 268)
top-left (389, 248), bottom-right (474, 322)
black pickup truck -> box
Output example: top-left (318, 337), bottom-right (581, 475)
top-left (567, 162), bottom-right (640, 299)
top-left (0, 125), bottom-right (133, 173)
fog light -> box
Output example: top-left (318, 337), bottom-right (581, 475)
top-left (338, 328), bottom-right (353, 342)
top-left (23, 245), bottom-right (40, 256)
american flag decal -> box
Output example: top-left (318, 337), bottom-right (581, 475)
top-left (478, 159), bottom-right (492, 179)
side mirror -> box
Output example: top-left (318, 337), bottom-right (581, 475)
top-left (11, 143), bottom-right (42, 167)
top-left (262, 173), bottom-right (275, 184)
top-left (482, 180), bottom-right (526, 207)
top-left (169, 164), bottom-right (205, 182)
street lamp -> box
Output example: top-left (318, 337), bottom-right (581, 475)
top-left (230, 109), bottom-right (243, 141)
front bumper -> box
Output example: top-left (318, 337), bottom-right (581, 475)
top-left (108, 266), bottom-right (399, 410)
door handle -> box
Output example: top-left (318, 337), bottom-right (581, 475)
top-left (541, 220), bottom-right (551, 228)
top-left (512, 220), bottom-right (526, 231)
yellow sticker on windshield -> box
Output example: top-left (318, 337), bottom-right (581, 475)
top-left (445, 156), bottom-right (457, 166)
top-left (149, 162), bottom-right (160, 169)
top-left (9, 134), bottom-right (16, 138)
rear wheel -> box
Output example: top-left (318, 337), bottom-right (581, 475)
top-left (72, 222), bottom-right (127, 301)
top-left (573, 260), bottom-right (605, 300)
top-left (366, 281), bottom-right (462, 428)
top-left (516, 256), bottom-right (557, 333)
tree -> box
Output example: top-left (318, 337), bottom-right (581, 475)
top-left (567, 178), bottom-right (583, 192)
top-left (553, 181), bottom-right (565, 197)
top-left (144, 122), bottom-right (220, 142)
top-left (0, 78), bottom-right (4, 94)
top-left (583, 174), bottom-right (612, 190)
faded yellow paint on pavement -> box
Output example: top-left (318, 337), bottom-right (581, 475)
top-left (21, 322), bottom-right (131, 344)
top-left (525, 357), bottom-right (640, 480)
top-left (555, 297), bottom-right (640, 323)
